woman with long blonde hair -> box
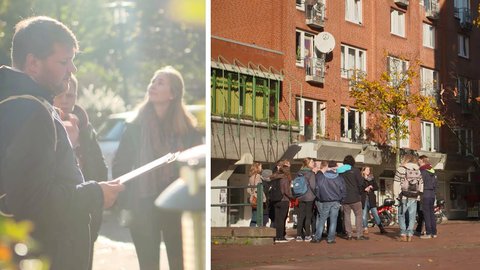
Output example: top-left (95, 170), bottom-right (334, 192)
top-left (248, 162), bottom-right (268, 226)
top-left (113, 66), bottom-right (202, 270)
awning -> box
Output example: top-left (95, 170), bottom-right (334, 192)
top-left (292, 140), bottom-right (364, 162)
top-left (416, 150), bottom-right (447, 170)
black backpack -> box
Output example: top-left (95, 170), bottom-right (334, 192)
top-left (268, 179), bottom-right (283, 203)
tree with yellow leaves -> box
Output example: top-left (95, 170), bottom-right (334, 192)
top-left (350, 56), bottom-right (444, 167)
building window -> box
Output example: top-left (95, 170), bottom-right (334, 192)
top-left (211, 68), bottom-right (281, 121)
top-left (454, 0), bottom-right (471, 23)
top-left (345, 0), bottom-right (362, 24)
top-left (458, 34), bottom-right (469, 58)
top-left (420, 67), bottom-right (439, 97)
top-left (388, 56), bottom-right (409, 94)
top-left (340, 106), bottom-right (366, 142)
top-left (340, 44), bottom-right (366, 79)
top-left (421, 121), bottom-right (440, 152)
top-left (422, 23), bottom-right (435, 48)
top-left (296, 29), bottom-right (315, 67)
top-left (454, 128), bottom-right (473, 156)
top-left (296, 98), bottom-right (326, 141)
top-left (296, 0), bottom-right (305, 11)
top-left (388, 115), bottom-right (410, 148)
top-left (390, 9), bottom-right (405, 37)
top-left (456, 76), bottom-right (473, 112)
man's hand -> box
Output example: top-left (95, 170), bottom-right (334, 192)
top-left (98, 180), bottom-right (125, 209)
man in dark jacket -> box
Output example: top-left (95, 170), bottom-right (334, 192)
top-left (0, 16), bottom-right (124, 270)
top-left (337, 155), bottom-right (368, 240)
top-left (417, 155), bottom-right (438, 239)
top-left (311, 160), bottom-right (346, 244)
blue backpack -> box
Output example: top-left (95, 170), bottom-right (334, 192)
top-left (292, 173), bottom-right (309, 198)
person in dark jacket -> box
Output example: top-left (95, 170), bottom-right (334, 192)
top-left (337, 155), bottom-right (369, 240)
top-left (361, 166), bottom-right (387, 234)
top-left (295, 158), bottom-right (316, 241)
top-left (0, 16), bottom-right (124, 270)
top-left (270, 160), bottom-right (293, 243)
top-left (311, 160), bottom-right (346, 244)
top-left (113, 66), bottom-right (202, 269)
top-left (53, 74), bottom-right (108, 270)
top-left (417, 155), bottom-right (438, 239)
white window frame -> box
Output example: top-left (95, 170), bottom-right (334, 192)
top-left (296, 29), bottom-right (315, 67)
top-left (390, 9), bottom-right (406, 37)
top-left (296, 0), bottom-right (305, 11)
top-left (297, 98), bottom-right (326, 140)
top-left (454, 128), bottom-right (473, 156)
top-left (341, 44), bottom-right (367, 78)
top-left (388, 56), bottom-right (410, 94)
top-left (420, 67), bottom-right (439, 97)
top-left (422, 23), bottom-right (435, 49)
top-left (458, 34), bottom-right (470, 59)
top-left (388, 115), bottom-right (410, 148)
top-left (345, 0), bottom-right (362, 24)
top-left (340, 106), bottom-right (366, 142)
top-left (421, 121), bottom-right (440, 152)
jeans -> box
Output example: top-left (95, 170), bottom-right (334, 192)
top-left (343, 201), bottom-right (364, 237)
top-left (274, 201), bottom-right (290, 239)
top-left (250, 207), bottom-right (269, 227)
top-left (297, 200), bottom-right (314, 237)
top-left (422, 197), bottom-right (437, 235)
top-left (362, 198), bottom-right (381, 228)
top-left (398, 198), bottom-right (418, 236)
top-left (315, 201), bottom-right (341, 241)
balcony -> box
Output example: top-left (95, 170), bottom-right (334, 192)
top-left (394, 0), bottom-right (409, 8)
top-left (425, 1), bottom-right (439, 20)
top-left (305, 2), bottom-right (325, 29)
top-left (305, 56), bottom-right (325, 84)
top-left (455, 7), bottom-right (473, 31)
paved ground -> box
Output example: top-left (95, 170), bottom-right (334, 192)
top-left (211, 220), bottom-right (480, 270)
top-left (92, 211), bottom-right (170, 270)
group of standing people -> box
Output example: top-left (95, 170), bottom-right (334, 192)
top-left (0, 16), bottom-right (201, 270)
top-left (248, 153), bottom-right (438, 245)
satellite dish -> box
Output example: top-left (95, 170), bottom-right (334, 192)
top-left (314, 32), bottom-right (336, 53)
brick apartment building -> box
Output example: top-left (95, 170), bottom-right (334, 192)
top-left (211, 0), bottom-right (480, 226)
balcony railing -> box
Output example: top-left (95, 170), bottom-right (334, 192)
top-left (305, 2), bottom-right (325, 29)
top-left (455, 7), bottom-right (473, 30)
top-left (394, 0), bottom-right (409, 7)
top-left (425, 1), bottom-right (439, 20)
top-left (305, 56), bottom-right (325, 84)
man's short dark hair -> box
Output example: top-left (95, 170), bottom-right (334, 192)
top-left (343, 155), bottom-right (355, 166)
top-left (11, 16), bottom-right (78, 69)
top-left (327, 160), bottom-right (337, 168)
top-left (418, 155), bottom-right (430, 164)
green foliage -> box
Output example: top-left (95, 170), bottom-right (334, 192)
top-left (0, 216), bottom-right (49, 269)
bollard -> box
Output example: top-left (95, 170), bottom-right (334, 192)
top-left (256, 183), bottom-right (263, 227)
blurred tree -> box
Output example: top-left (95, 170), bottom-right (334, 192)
top-left (0, 0), bottom-right (205, 118)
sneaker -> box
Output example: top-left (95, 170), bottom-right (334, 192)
top-left (420, 234), bottom-right (433, 239)
top-left (304, 236), bottom-right (312, 241)
top-left (432, 234), bottom-right (438, 238)
top-left (275, 238), bottom-right (290, 243)
top-left (310, 238), bottom-right (321, 243)
top-left (363, 228), bottom-right (369, 235)
top-left (327, 240), bottom-right (336, 244)
top-left (413, 231), bottom-right (422, 237)
top-left (285, 236), bottom-right (295, 241)
top-left (398, 235), bottom-right (408, 242)
top-left (346, 235), bottom-right (353, 240)
top-left (295, 236), bottom-right (303, 242)
top-left (407, 236), bottom-right (413, 242)
top-left (356, 236), bottom-right (369, 240)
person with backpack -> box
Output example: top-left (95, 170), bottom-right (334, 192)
top-left (337, 155), bottom-right (369, 240)
top-left (311, 161), bottom-right (346, 244)
top-left (294, 158), bottom-right (316, 241)
top-left (247, 162), bottom-right (268, 227)
top-left (394, 154), bottom-right (424, 242)
top-left (270, 160), bottom-right (293, 243)
top-left (418, 155), bottom-right (438, 239)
